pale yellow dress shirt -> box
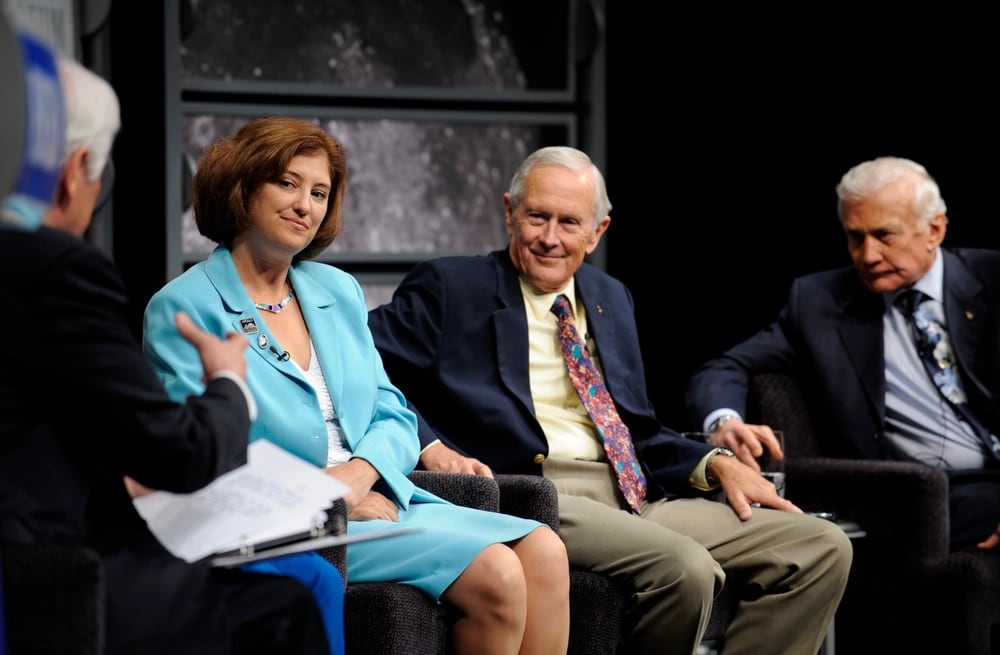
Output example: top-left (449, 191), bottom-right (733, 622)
top-left (519, 277), bottom-right (605, 462)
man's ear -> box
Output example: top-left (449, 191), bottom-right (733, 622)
top-left (56, 148), bottom-right (88, 206)
top-left (585, 215), bottom-right (611, 255)
top-left (503, 192), bottom-right (515, 236)
top-left (928, 212), bottom-right (947, 249)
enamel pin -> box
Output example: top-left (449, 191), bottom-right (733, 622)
top-left (240, 317), bottom-right (259, 335)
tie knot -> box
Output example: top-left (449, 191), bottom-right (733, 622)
top-left (551, 294), bottom-right (572, 319)
top-left (895, 288), bottom-right (927, 316)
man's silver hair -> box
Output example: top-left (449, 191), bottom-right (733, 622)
top-left (835, 156), bottom-right (947, 230)
top-left (508, 146), bottom-right (611, 226)
top-left (58, 56), bottom-right (120, 182)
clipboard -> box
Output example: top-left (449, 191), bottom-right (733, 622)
top-left (209, 526), bottom-right (423, 568)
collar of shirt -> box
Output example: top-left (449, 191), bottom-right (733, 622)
top-left (518, 276), bottom-right (587, 333)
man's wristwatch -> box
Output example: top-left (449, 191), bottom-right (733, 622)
top-left (708, 414), bottom-right (739, 434)
top-left (704, 447), bottom-right (736, 487)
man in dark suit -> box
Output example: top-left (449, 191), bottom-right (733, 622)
top-left (368, 145), bottom-right (852, 655)
top-left (685, 155), bottom-right (1000, 555)
top-left (0, 56), bottom-right (335, 655)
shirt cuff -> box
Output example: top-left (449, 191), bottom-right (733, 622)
top-left (209, 371), bottom-right (257, 422)
top-left (703, 409), bottom-right (741, 433)
top-left (419, 438), bottom-right (441, 456)
top-left (689, 449), bottom-right (718, 491)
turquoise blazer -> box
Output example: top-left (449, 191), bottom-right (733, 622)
top-left (142, 246), bottom-right (434, 511)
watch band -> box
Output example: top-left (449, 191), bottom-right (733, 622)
top-left (704, 447), bottom-right (736, 487)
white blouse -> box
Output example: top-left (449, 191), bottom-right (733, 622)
top-left (296, 341), bottom-right (351, 466)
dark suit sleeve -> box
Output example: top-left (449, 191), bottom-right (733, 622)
top-left (25, 237), bottom-right (249, 490)
top-left (369, 261), bottom-right (456, 452)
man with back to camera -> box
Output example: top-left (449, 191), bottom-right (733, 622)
top-left (368, 145), bottom-right (853, 655)
top-left (0, 52), bottom-right (341, 655)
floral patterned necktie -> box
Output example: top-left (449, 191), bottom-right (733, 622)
top-left (896, 288), bottom-right (1000, 459)
top-left (551, 294), bottom-right (646, 512)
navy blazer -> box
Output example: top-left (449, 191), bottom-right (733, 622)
top-left (685, 248), bottom-right (1000, 460)
top-left (368, 248), bottom-right (714, 501)
top-left (0, 226), bottom-right (253, 651)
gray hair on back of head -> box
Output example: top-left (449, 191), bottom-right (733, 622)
top-left (835, 156), bottom-right (947, 230)
top-left (508, 146), bottom-right (611, 227)
top-left (57, 56), bottom-right (120, 183)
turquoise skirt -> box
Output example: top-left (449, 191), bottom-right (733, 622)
top-left (345, 500), bottom-right (545, 601)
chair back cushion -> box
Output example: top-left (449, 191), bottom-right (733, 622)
top-left (747, 373), bottom-right (824, 457)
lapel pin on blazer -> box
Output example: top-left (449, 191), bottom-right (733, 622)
top-left (257, 333), bottom-right (268, 349)
top-left (241, 317), bottom-right (259, 335)
top-left (965, 310), bottom-right (975, 320)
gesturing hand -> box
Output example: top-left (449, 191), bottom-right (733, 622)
top-left (174, 311), bottom-right (248, 382)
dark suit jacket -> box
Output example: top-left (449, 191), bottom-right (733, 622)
top-left (368, 248), bottom-right (714, 501)
top-left (685, 248), bottom-right (1000, 461)
top-left (0, 226), bottom-right (252, 652)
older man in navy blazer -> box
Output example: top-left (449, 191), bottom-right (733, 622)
top-left (685, 156), bottom-right (1000, 555)
top-left (369, 145), bottom-right (851, 655)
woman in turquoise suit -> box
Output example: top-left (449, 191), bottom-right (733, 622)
top-left (142, 117), bottom-right (570, 655)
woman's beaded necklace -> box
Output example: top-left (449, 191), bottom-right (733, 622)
top-left (254, 288), bottom-right (294, 313)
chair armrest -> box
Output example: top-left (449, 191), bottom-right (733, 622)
top-left (408, 470), bottom-right (500, 513)
top-left (320, 473), bottom-right (502, 584)
top-left (786, 457), bottom-right (950, 563)
top-left (319, 497), bottom-right (349, 585)
top-left (495, 474), bottom-right (560, 531)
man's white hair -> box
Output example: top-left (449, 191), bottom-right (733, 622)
top-left (57, 56), bottom-right (120, 182)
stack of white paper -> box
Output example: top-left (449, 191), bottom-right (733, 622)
top-left (134, 440), bottom-right (350, 563)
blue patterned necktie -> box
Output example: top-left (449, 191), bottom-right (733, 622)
top-left (896, 288), bottom-right (1000, 460)
top-left (551, 294), bottom-right (647, 512)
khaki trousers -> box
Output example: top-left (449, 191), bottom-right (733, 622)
top-left (543, 458), bottom-right (852, 655)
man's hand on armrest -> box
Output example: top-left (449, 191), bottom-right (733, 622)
top-left (419, 441), bottom-right (494, 478)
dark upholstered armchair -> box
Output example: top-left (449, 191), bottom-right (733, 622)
top-left (321, 472), bottom-right (501, 654)
top-left (324, 470), bottom-right (739, 654)
top-left (747, 372), bottom-right (1000, 655)
top-left (1, 543), bottom-right (105, 655)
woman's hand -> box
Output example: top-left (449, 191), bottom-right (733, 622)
top-left (325, 458), bottom-right (380, 510)
top-left (346, 490), bottom-right (400, 522)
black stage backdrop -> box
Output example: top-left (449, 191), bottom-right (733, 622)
top-left (604, 7), bottom-right (999, 428)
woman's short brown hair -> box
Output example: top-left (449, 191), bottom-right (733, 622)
top-left (192, 117), bottom-right (347, 262)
